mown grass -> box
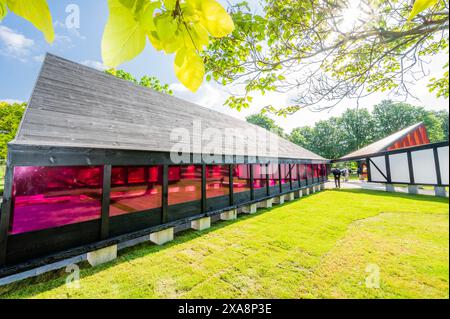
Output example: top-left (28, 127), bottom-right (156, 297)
top-left (0, 165), bottom-right (5, 194)
top-left (0, 189), bottom-right (448, 299)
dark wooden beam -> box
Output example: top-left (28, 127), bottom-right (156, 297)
top-left (100, 165), bottom-right (111, 240)
top-left (0, 165), bottom-right (14, 265)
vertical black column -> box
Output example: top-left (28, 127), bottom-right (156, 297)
top-left (201, 164), bottom-right (206, 213)
top-left (0, 164), bottom-right (13, 265)
top-left (384, 154), bottom-right (392, 184)
top-left (365, 158), bottom-right (372, 182)
top-left (250, 164), bottom-right (254, 200)
top-left (229, 164), bottom-right (234, 206)
top-left (100, 165), bottom-right (111, 240)
top-left (278, 163), bottom-right (282, 193)
top-left (406, 151), bottom-right (415, 184)
top-left (297, 163), bottom-right (301, 187)
top-left (433, 147), bottom-right (443, 186)
top-left (266, 163), bottom-right (270, 196)
top-left (289, 164), bottom-right (293, 190)
top-left (162, 164), bottom-right (169, 223)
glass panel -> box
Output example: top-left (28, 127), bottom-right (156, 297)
top-left (280, 164), bottom-right (290, 184)
top-left (233, 164), bottom-right (251, 193)
top-left (11, 166), bottom-right (102, 234)
top-left (252, 164), bottom-right (267, 189)
top-left (299, 164), bottom-right (307, 180)
top-left (168, 165), bottom-right (202, 205)
top-left (206, 165), bottom-right (230, 199)
top-left (110, 166), bottom-right (162, 216)
top-left (291, 164), bottom-right (299, 181)
top-left (268, 163), bottom-right (280, 186)
top-left (306, 164), bottom-right (313, 179)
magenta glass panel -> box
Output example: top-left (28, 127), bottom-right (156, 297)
top-left (291, 164), bottom-right (299, 181)
top-left (206, 165), bottom-right (230, 199)
top-left (252, 164), bottom-right (267, 189)
top-left (268, 163), bottom-right (280, 186)
top-left (11, 166), bottom-right (102, 234)
top-left (280, 164), bottom-right (290, 184)
top-left (233, 164), bottom-right (251, 193)
top-left (306, 164), bottom-right (313, 179)
top-left (299, 164), bottom-right (307, 180)
top-left (313, 164), bottom-right (319, 178)
top-left (168, 165), bottom-right (202, 205)
top-left (110, 166), bottom-right (162, 216)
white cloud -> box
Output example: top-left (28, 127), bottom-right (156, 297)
top-left (81, 60), bottom-right (107, 71)
top-left (0, 25), bottom-right (34, 60)
top-left (54, 20), bottom-right (86, 40)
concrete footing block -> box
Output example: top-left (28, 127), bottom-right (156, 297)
top-left (258, 198), bottom-right (273, 208)
top-left (220, 209), bottom-right (237, 221)
top-left (408, 185), bottom-right (419, 195)
top-left (191, 217), bottom-right (211, 231)
top-left (242, 203), bottom-right (258, 214)
top-left (285, 192), bottom-right (295, 201)
top-left (304, 188), bottom-right (310, 196)
top-left (273, 195), bottom-right (285, 205)
top-left (309, 187), bottom-right (315, 194)
top-left (435, 186), bottom-right (447, 197)
top-left (150, 227), bottom-right (174, 245)
top-left (386, 184), bottom-right (395, 192)
top-left (320, 183), bottom-right (325, 191)
top-left (87, 245), bottom-right (117, 267)
top-left (294, 190), bottom-right (302, 198)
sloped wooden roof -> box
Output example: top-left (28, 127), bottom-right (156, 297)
top-left (339, 122), bottom-right (425, 161)
top-left (11, 54), bottom-right (326, 161)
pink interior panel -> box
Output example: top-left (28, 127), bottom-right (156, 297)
top-left (233, 164), bottom-right (251, 193)
top-left (168, 165), bottom-right (202, 205)
top-left (110, 166), bottom-right (163, 216)
top-left (206, 165), bottom-right (230, 199)
top-left (11, 166), bottom-right (103, 234)
top-left (253, 164), bottom-right (267, 189)
top-left (268, 163), bottom-right (280, 186)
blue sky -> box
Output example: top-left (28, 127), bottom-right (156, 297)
top-left (0, 0), bottom-right (448, 132)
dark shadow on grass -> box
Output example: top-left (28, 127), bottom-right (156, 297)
top-left (0, 197), bottom-right (304, 298)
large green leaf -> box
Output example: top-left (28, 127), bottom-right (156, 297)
top-left (0, 0), bottom-right (7, 21)
top-left (174, 48), bottom-right (205, 92)
top-left (189, 0), bottom-right (234, 38)
top-left (102, 0), bottom-right (159, 67)
top-left (6, 0), bottom-right (54, 43)
top-left (408, 0), bottom-right (438, 21)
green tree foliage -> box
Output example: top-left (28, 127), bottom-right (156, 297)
top-left (288, 100), bottom-right (448, 159)
top-left (246, 113), bottom-right (285, 137)
top-left (105, 68), bottom-right (173, 94)
top-left (204, 0), bottom-right (449, 114)
top-left (0, 101), bottom-right (26, 159)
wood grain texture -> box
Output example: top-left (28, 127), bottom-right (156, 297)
top-left (12, 54), bottom-right (326, 161)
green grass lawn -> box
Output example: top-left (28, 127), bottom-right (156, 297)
top-left (0, 165), bottom-right (5, 194)
top-left (0, 189), bottom-right (448, 299)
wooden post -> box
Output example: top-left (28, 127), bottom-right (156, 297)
top-left (162, 164), bottom-right (169, 223)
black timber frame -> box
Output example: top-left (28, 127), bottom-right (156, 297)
top-left (334, 141), bottom-right (448, 187)
top-left (0, 144), bottom-right (328, 272)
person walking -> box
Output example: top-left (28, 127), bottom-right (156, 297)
top-left (332, 167), bottom-right (341, 188)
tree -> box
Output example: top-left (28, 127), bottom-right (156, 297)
top-left (0, 101), bottom-right (26, 159)
top-left (246, 113), bottom-right (285, 137)
top-left (204, 0), bottom-right (449, 114)
top-left (1, 0), bottom-right (235, 92)
top-left (105, 68), bottom-right (173, 94)
top-left (338, 108), bottom-right (376, 151)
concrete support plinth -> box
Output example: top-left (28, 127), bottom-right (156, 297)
top-left (435, 186), bottom-right (447, 197)
top-left (87, 245), bottom-right (117, 267)
top-left (258, 198), bottom-right (273, 208)
top-left (315, 185), bottom-right (321, 192)
top-left (304, 188), bottom-right (310, 196)
top-left (150, 227), bottom-right (174, 245)
top-left (273, 195), bottom-right (285, 205)
top-left (294, 190), bottom-right (302, 198)
top-left (242, 203), bottom-right (258, 214)
top-left (408, 185), bottom-right (419, 195)
top-left (320, 183), bottom-right (325, 191)
top-left (191, 217), bottom-right (211, 231)
top-left (386, 184), bottom-right (395, 192)
top-left (285, 192), bottom-right (295, 201)
top-left (309, 187), bottom-right (315, 194)
top-left (220, 209), bottom-right (237, 221)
